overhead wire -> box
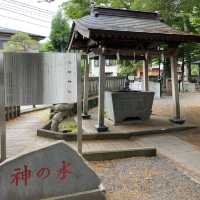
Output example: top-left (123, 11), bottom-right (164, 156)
top-left (2, 0), bottom-right (56, 15)
top-left (0, 6), bottom-right (52, 24)
top-left (0, 2), bottom-right (54, 19)
top-left (0, 14), bottom-right (50, 28)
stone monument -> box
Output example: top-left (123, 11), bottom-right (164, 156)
top-left (0, 142), bottom-right (106, 200)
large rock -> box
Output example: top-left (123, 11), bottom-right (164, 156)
top-left (50, 112), bottom-right (71, 131)
top-left (0, 141), bottom-right (105, 200)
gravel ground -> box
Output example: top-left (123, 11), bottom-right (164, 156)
top-left (88, 93), bottom-right (200, 200)
top-left (91, 156), bottom-right (200, 200)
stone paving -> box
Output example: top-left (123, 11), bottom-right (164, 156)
top-left (5, 109), bottom-right (54, 158)
top-left (3, 109), bottom-right (146, 158)
top-left (81, 109), bottom-right (194, 134)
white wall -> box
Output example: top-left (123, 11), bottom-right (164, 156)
top-left (130, 81), bottom-right (161, 98)
top-left (90, 59), bottom-right (119, 77)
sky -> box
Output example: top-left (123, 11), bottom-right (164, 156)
top-left (0, 0), bottom-right (67, 37)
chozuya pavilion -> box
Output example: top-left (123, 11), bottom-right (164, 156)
top-left (68, 7), bottom-right (200, 132)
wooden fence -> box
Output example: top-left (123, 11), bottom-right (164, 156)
top-left (87, 76), bottom-right (126, 97)
top-left (5, 106), bottom-right (20, 121)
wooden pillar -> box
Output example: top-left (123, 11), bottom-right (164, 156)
top-left (96, 53), bottom-right (108, 132)
top-left (170, 50), bottom-right (185, 124)
top-left (0, 53), bottom-right (6, 161)
top-left (143, 53), bottom-right (149, 91)
top-left (82, 56), bottom-right (91, 119)
top-left (76, 54), bottom-right (83, 154)
top-left (198, 64), bottom-right (200, 80)
top-left (0, 106), bottom-right (6, 162)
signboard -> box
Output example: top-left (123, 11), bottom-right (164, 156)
top-left (1, 53), bottom-right (80, 106)
top-left (0, 53), bottom-right (82, 161)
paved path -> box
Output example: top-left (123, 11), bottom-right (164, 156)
top-left (67, 139), bottom-right (144, 152)
top-left (82, 108), bottom-right (193, 134)
top-left (4, 109), bottom-right (145, 159)
top-left (5, 109), bottom-right (54, 158)
top-left (136, 134), bottom-right (200, 182)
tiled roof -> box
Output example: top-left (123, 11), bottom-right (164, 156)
top-left (73, 7), bottom-right (200, 42)
top-left (0, 27), bottom-right (45, 40)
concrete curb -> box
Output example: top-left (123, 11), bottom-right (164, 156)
top-left (37, 125), bottom-right (197, 141)
top-left (21, 106), bottom-right (51, 115)
top-left (83, 148), bottom-right (157, 161)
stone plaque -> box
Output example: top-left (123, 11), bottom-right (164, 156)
top-left (0, 142), bottom-right (102, 200)
top-left (0, 53), bottom-right (80, 105)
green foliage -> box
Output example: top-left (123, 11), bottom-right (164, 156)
top-left (58, 119), bottom-right (77, 133)
top-left (62, 0), bottom-right (200, 76)
top-left (39, 40), bottom-right (55, 52)
top-left (63, 0), bottom-right (90, 19)
top-left (4, 32), bottom-right (39, 52)
top-left (50, 11), bottom-right (70, 52)
top-left (191, 64), bottom-right (199, 76)
top-left (119, 60), bottom-right (142, 76)
top-left (63, 0), bottom-right (140, 19)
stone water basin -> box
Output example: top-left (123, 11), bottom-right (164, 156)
top-left (105, 90), bottom-right (155, 124)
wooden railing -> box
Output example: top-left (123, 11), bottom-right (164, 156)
top-left (86, 76), bottom-right (126, 97)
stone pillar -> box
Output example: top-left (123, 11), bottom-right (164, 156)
top-left (96, 53), bottom-right (108, 132)
top-left (82, 57), bottom-right (91, 119)
top-left (170, 51), bottom-right (185, 124)
top-left (143, 53), bottom-right (149, 91)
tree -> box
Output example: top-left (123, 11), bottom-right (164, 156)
top-left (63, 0), bottom-right (137, 19)
top-left (39, 40), bottom-right (55, 52)
top-left (50, 11), bottom-right (70, 52)
top-left (4, 32), bottom-right (39, 52)
top-left (62, 0), bottom-right (200, 77)
top-left (119, 60), bottom-right (141, 76)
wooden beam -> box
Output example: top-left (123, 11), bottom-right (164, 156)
top-left (67, 31), bottom-right (76, 51)
top-left (90, 29), bottom-right (200, 43)
top-left (82, 56), bottom-right (91, 119)
top-left (90, 48), bottom-right (170, 58)
top-left (88, 52), bottom-right (145, 61)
